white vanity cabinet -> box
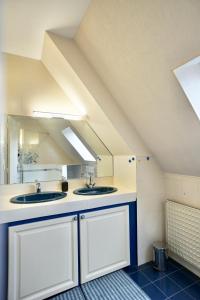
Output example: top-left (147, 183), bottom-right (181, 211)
top-left (80, 206), bottom-right (130, 283)
top-left (8, 205), bottom-right (131, 299)
top-left (8, 216), bottom-right (78, 300)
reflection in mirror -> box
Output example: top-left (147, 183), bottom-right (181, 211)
top-left (6, 115), bottom-right (113, 184)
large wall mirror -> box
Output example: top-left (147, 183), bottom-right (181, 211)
top-left (6, 115), bottom-right (113, 184)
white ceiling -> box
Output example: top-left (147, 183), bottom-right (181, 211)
top-left (2, 0), bottom-right (91, 59)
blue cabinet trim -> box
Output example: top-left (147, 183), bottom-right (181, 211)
top-left (2, 201), bottom-right (137, 299)
top-left (129, 201), bottom-right (138, 267)
top-left (9, 201), bottom-right (138, 267)
top-left (0, 224), bottom-right (8, 300)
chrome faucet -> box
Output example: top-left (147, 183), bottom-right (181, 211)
top-left (85, 174), bottom-right (95, 189)
top-left (35, 180), bottom-right (41, 193)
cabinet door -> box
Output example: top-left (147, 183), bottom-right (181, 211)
top-left (80, 205), bottom-right (130, 283)
top-left (8, 216), bottom-right (78, 300)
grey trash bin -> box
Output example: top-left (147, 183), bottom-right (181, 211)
top-left (153, 241), bottom-right (168, 271)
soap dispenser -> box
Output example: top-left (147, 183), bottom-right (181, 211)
top-left (61, 176), bottom-right (68, 192)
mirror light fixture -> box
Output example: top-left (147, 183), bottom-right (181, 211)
top-left (62, 127), bottom-right (96, 162)
top-left (32, 111), bottom-right (85, 120)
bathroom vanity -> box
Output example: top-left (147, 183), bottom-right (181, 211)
top-left (0, 111), bottom-right (137, 300)
top-left (0, 187), bottom-right (137, 300)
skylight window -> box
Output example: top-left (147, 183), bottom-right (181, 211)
top-left (62, 127), bottom-right (96, 162)
top-left (174, 57), bottom-right (200, 120)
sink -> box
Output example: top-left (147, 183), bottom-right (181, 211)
top-left (10, 191), bottom-right (66, 204)
top-left (73, 186), bottom-right (118, 196)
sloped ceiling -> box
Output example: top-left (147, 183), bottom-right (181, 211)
top-left (3, 0), bottom-right (90, 59)
top-left (75, 0), bottom-right (200, 176)
top-left (5, 53), bottom-right (79, 116)
top-left (42, 32), bottom-right (138, 155)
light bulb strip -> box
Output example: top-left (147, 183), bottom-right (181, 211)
top-left (32, 111), bottom-right (85, 120)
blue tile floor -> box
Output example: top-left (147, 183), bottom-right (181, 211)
top-left (125, 258), bottom-right (200, 300)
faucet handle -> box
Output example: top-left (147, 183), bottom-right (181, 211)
top-left (35, 180), bottom-right (41, 193)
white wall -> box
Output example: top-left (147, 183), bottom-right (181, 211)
top-left (113, 155), bottom-right (165, 264)
top-left (165, 173), bottom-right (200, 210)
top-left (137, 159), bottom-right (165, 264)
top-left (76, 0), bottom-right (200, 176)
top-left (5, 53), bottom-right (79, 117)
top-left (113, 155), bottom-right (136, 191)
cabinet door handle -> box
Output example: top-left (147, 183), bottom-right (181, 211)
top-left (73, 216), bottom-right (78, 221)
top-left (80, 215), bottom-right (85, 220)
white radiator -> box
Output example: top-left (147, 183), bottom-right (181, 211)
top-left (166, 200), bottom-right (200, 269)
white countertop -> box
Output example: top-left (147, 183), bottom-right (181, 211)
top-left (0, 186), bottom-right (136, 224)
